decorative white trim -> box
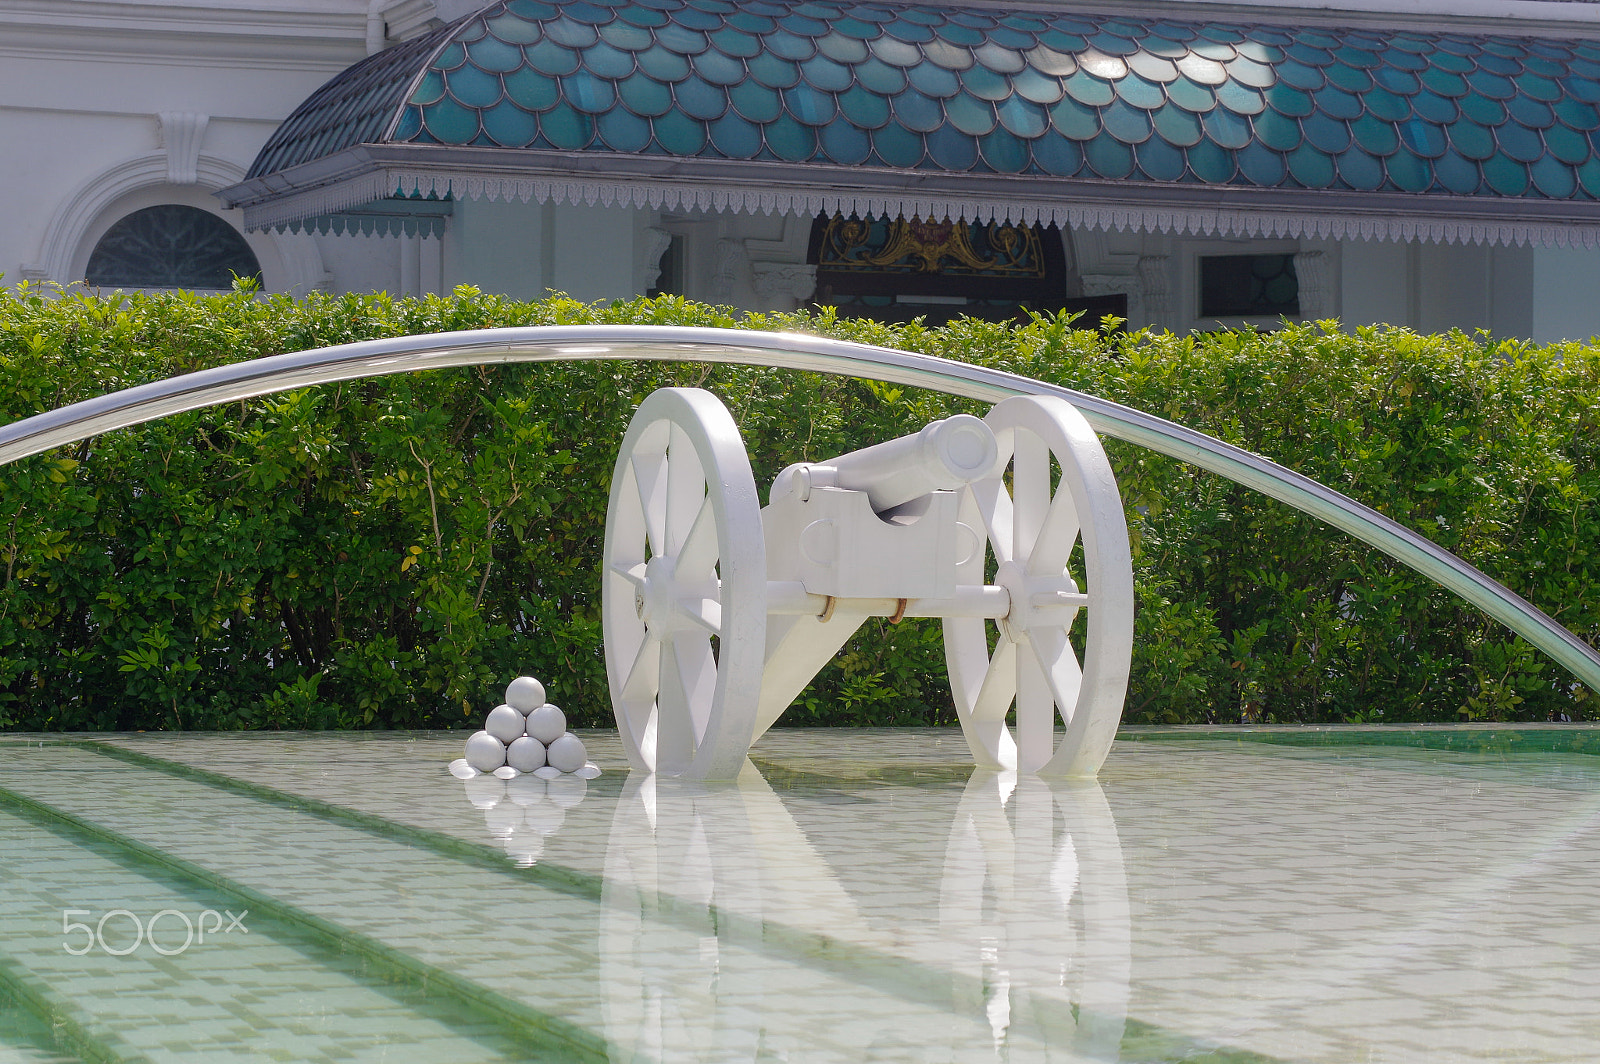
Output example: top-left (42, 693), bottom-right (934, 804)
top-left (750, 262), bottom-right (817, 310)
top-left (1080, 274), bottom-right (1131, 299)
top-left (710, 237), bottom-right (748, 304)
top-left (635, 226), bottom-right (673, 294)
top-left (230, 156), bottom-right (1600, 252)
top-left (157, 111), bottom-right (209, 186)
top-left (1135, 256), bottom-right (1170, 325)
top-left (1293, 250), bottom-right (1335, 320)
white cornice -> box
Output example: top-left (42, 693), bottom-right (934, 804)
top-left (946, 0), bottom-right (1600, 36)
top-left (220, 144), bottom-right (1600, 250)
top-left (0, 1), bottom-right (372, 66)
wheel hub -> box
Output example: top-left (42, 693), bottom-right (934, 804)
top-left (636, 555), bottom-right (680, 634)
top-left (996, 559), bottom-right (1081, 643)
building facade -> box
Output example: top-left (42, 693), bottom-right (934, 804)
top-left (7, 0), bottom-right (1600, 340)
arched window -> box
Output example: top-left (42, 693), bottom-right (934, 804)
top-left (86, 204), bottom-right (261, 290)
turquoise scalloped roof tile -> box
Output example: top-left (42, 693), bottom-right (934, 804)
top-left (245, 0), bottom-right (1600, 202)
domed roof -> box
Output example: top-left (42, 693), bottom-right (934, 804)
top-left (225, 0), bottom-right (1600, 245)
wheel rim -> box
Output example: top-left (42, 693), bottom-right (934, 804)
top-left (603, 388), bottom-right (766, 779)
top-left (944, 396), bottom-right (1134, 776)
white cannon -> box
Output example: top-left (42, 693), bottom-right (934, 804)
top-left (602, 387), bottom-right (1134, 780)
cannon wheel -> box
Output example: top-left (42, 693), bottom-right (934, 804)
top-left (944, 396), bottom-right (1134, 776)
top-left (603, 388), bottom-right (766, 779)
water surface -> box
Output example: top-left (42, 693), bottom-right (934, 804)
top-left (2, 727), bottom-right (1597, 1062)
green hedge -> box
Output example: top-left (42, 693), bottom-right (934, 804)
top-left (0, 283), bottom-right (1595, 730)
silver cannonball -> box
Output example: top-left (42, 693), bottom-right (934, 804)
top-left (506, 735), bottom-right (548, 773)
top-left (464, 729), bottom-right (507, 772)
top-left (485, 704), bottom-right (526, 744)
top-left (505, 676), bottom-right (546, 713)
top-left (525, 703), bottom-right (566, 745)
top-left (546, 732), bottom-right (587, 774)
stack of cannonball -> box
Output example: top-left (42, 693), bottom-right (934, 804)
top-left (449, 676), bottom-right (600, 781)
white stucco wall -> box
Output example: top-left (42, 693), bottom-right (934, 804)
top-left (0, 0), bottom-right (371, 291)
top-left (1531, 246), bottom-right (1600, 343)
top-left (441, 199), bottom-right (651, 303)
top-left (1337, 239), bottom-right (1557, 339)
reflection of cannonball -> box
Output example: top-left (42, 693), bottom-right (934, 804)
top-left (503, 832), bottom-right (544, 866)
top-left (546, 774), bottom-right (587, 808)
top-left (525, 704), bottom-right (566, 744)
top-left (506, 735), bottom-right (547, 773)
top-left (484, 803), bottom-right (520, 837)
top-left (522, 799), bottom-right (565, 835)
top-left (463, 775), bottom-right (505, 809)
top-left (547, 733), bottom-right (587, 774)
top-left (505, 776), bottom-right (545, 807)
top-left (464, 730), bottom-right (507, 772)
top-left (505, 676), bottom-right (546, 713)
top-left (485, 704), bottom-right (526, 744)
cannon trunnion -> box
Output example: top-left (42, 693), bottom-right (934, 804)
top-left (602, 388), bottom-right (1134, 780)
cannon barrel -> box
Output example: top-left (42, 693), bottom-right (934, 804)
top-left (770, 414), bottom-right (1000, 514)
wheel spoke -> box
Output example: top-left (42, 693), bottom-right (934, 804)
top-left (616, 633), bottom-right (661, 764)
top-left (674, 496), bottom-right (720, 581)
top-left (674, 633), bottom-right (718, 737)
top-left (968, 476), bottom-right (1013, 566)
top-left (664, 423), bottom-right (705, 556)
top-left (1028, 482), bottom-right (1082, 577)
top-left (970, 639), bottom-right (1018, 721)
top-left (621, 631), bottom-right (663, 703)
top-left (677, 596), bottom-right (722, 636)
top-left (631, 450), bottom-right (669, 557)
top-left (1011, 430), bottom-right (1050, 563)
top-left (609, 561), bottom-right (646, 590)
top-left (1015, 634), bottom-right (1056, 772)
top-left (1028, 626), bottom-right (1084, 727)
top-left (655, 634), bottom-right (694, 774)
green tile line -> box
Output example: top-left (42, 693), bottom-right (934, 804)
top-left (1118, 724), bottom-right (1600, 758)
top-left (63, 739), bottom-right (1291, 1064)
top-left (68, 739), bottom-right (608, 901)
top-left (0, 783), bottom-right (613, 1064)
top-left (0, 951), bottom-right (135, 1064)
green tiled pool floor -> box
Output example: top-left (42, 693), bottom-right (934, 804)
top-left (3, 727), bottom-right (1599, 1062)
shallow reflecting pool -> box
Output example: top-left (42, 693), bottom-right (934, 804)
top-left (2, 726), bottom-right (1598, 1062)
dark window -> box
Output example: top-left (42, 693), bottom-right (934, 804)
top-left (1199, 254), bottom-right (1299, 318)
top-left (86, 205), bottom-right (261, 290)
top-left (647, 234), bottom-right (684, 299)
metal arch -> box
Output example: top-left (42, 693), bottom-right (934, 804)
top-left (0, 324), bottom-right (1595, 692)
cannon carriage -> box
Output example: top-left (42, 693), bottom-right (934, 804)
top-left (602, 387), bottom-right (1134, 780)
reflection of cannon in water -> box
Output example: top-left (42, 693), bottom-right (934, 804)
top-left (942, 772), bottom-right (1131, 1059)
top-left (599, 765), bottom-right (1130, 1061)
top-left (603, 388), bottom-right (1135, 780)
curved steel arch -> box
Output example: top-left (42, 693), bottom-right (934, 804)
top-left (1, 324), bottom-right (1595, 691)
